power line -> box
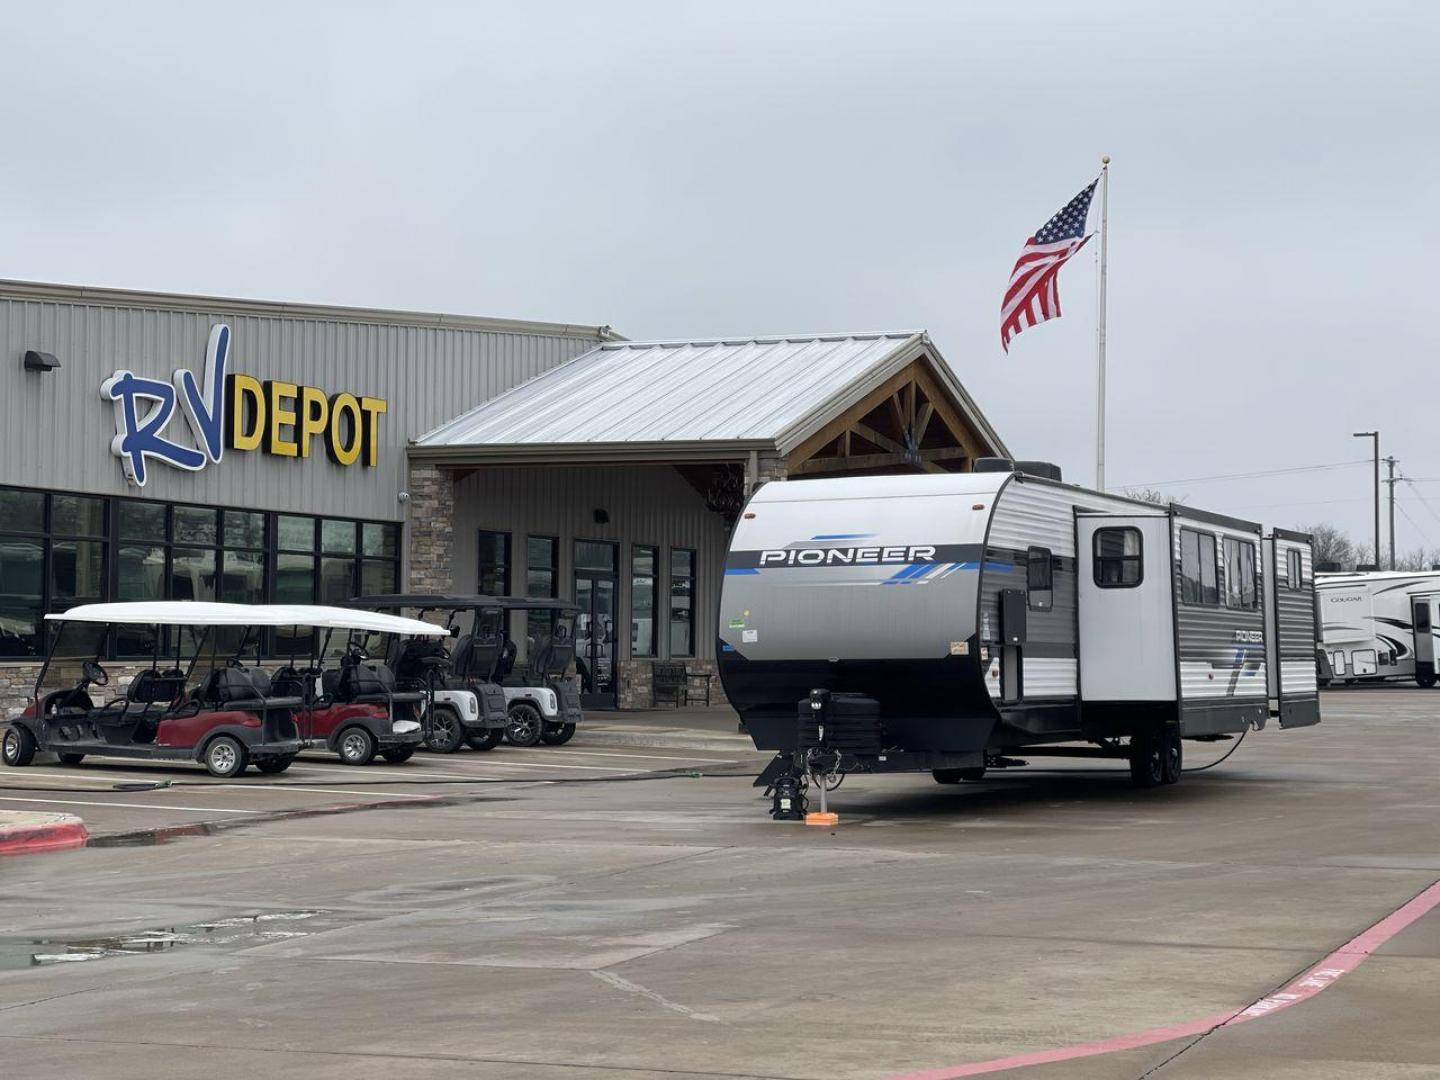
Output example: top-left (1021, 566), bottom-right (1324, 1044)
top-left (1111, 458), bottom-right (1369, 490)
top-left (1395, 502), bottom-right (1437, 551)
top-left (1402, 479), bottom-right (1440, 529)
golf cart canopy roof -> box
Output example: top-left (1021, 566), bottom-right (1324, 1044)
top-left (46, 602), bottom-right (448, 637)
top-left (349, 594), bottom-right (583, 615)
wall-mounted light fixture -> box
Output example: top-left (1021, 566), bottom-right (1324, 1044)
top-left (23, 350), bottom-right (61, 372)
top-left (593, 508), bottom-right (610, 525)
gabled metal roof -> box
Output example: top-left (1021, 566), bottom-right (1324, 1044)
top-left (412, 331), bottom-right (1008, 461)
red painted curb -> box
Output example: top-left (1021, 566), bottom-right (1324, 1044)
top-left (0, 818), bottom-right (90, 857)
top-left (887, 878), bottom-right (1440, 1079)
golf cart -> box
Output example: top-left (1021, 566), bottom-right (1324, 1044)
top-left (265, 604), bottom-right (452, 765)
top-left (334, 607), bottom-right (499, 754)
top-left (2, 601), bottom-right (303, 778)
top-left (349, 595), bottom-right (584, 748)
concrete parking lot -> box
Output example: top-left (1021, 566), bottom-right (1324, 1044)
top-left (1, 690), bottom-right (1437, 1079)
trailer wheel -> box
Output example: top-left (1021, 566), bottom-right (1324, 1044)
top-left (381, 747), bottom-right (415, 764)
top-left (338, 726), bottom-right (377, 766)
top-left (1128, 729), bottom-right (1165, 789)
top-left (465, 728), bottom-right (504, 752)
top-left (204, 735), bottom-right (248, 778)
top-left (505, 703), bottom-right (544, 747)
top-left (57, 752), bottom-right (86, 766)
top-left (255, 755), bottom-right (295, 775)
top-left (2, 725), bottom-right (37, 768)
top-left (1418, 672), bottom-right (1437, 688)
top-left (932, 767), bottom-right (986, 784)
top-left (541, 722), bottom-right (576, 746)
top-left (1161, 729), bottom-right (1183, 785)
top-left (424, 706), bottom-right (464, 753)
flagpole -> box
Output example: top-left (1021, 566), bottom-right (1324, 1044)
top-left (1095, 155), bottom-right (1110, 491)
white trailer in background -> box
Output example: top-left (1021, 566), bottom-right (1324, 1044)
top-left (717, 463), bottom-right (1321, 804)
top-left (1316, 570), bottom-right (1440, 687)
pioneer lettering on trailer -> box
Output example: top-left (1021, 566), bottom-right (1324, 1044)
top-left (760, 545), bottom-right (937, 566)
top-left (726, 541), bottom-right (983, 571)
top-left (101, 322), bottom-right (388, 486)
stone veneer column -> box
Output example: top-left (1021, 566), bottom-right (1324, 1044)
top-left (406, 461), bottom-right (455, 593)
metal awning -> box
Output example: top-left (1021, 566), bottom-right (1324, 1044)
top-left (411, 331), bottom-right (1009, 463)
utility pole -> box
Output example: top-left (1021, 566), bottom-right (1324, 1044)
top-left (1383, 456), bottom-right (1400, 570)
top-left (1353, 431), bottom-right (1380, 569)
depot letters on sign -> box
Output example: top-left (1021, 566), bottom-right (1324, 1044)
top-left (101, 322), bottom-right (388, 486)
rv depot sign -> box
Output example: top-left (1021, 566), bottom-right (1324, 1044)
top-left (101, 323), bottom-right (388, 486)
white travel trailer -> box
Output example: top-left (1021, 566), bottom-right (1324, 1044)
top-left (1316, 570), bottom-right (1440, 686)
top-left (717, 463), bottom-right (1320, 802)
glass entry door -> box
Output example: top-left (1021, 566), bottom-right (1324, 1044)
top-left (574, 541), bottom-right (618, 709)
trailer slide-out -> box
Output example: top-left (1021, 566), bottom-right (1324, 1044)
top-left (717, 465), bottom-right (1320, 801)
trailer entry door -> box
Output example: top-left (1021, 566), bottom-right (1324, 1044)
top-left (1077, 515), bottom-right (1176, 702)
top-left (1412, 596), bottom-right (1436, 685)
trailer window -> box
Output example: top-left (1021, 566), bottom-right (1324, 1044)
top-left (1026, 547), bottom-right (1053, 610)
top-left (1224, 537), bottom-right (1258, 609)
top-left (1180, 528), bottom-right (1219, 605)
top-left (1286, 548), bottom-right (1302, 590)
top-left (1094, 528), bottom-right (1142, 588)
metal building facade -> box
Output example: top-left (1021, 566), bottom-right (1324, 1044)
top-left (0, 280), bottom-right (610, 520)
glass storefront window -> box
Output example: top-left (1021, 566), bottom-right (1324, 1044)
top-left (0, 536), bottom-right (43, 657)
top-left (221, 550), bottom-right (266, 604)
top-left (319, 556), bottom-right (356, 604)
top-left (360, 559), bottom-right (397, 596)
top-left (51, 539), bottom-right (105, 607)
top-left (174, 506), bottom-right (218, 545)
top-left (278, 516), bottom-right (316, 552)
top-left (118, 501), bottom-right (166, 541)
top-left (575, 540), bottom-right (617, 573)
top-left (669, 548), bottom-right (695, 657)
top-left (223, 511), bottom-right (265, 549)
top-left (0, 489), bottom-right (45, 533)
top-left (362, 522), bottom-right (398, 558)
top-left (631, 546), bottom-right (657, 658)
top-left (275, 553), bottom-right (316, 603)
top-left (52, 495), bottom-right (106, 537)
top-left (116, 545), bottom-right (165, 601)
top-left (478, 530), bottom-right (512, 596)
top-left (322, 519), bottom-right (357, 555)
top-left (170, 548), bottom-right (217, 601)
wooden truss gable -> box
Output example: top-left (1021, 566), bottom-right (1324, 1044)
top-left (787, 359), bottom-right (992, 477)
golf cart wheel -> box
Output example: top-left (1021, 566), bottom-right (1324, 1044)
top-left (465, 728), bottom-right (505, 752)
top-left (57, 752), bottom-right (86, 766)
top-left (255, 756), bottom-right (295, 775)
top-left (424, 706), bottom-right (464, 754)
top-left (932, 766), bottom-right (985, 784)
top-left (337, 726), bottom-right (377, 766)
top-left (204, 735), bottom-right (249, 779)
top-left (381, 746), bottom-right (415, 764)
top-left (1129, 728), bottom-right (1165, 789)
top-left (541, 722), bottom-right (576, 746)
top-left (1161, 728), bottom-right (1183, 786)
top-left (2, 725), bottom-right (37, 768)
top-left (505, 703), bottom-right (544, 747)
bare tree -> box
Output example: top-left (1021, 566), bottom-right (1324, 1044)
top-left (1303, 522), bottom-right (1355, 571)
top-left (1122, 487), bottom-right (1186, 506)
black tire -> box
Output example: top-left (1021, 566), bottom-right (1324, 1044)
top-left (3, 725), bottom-right (37, 768)
top-left (337, 726), bottom-right (377, 766)
top-left (381, 746), bottom-right (415, 764)
top-left (255, 755), bottom-right (295, 775)
top-left (1418, 672), bottom-right (1437, 689)
top-left (424, 706), bottom-right (464, 754)
top-left (204, 735), bottom-right (248, 778)
top-left (57, 752), bottom-right (86, 766)
top-left (932, 766), bottom-right (986, 784)
top-left (505, 703), bottom-right (544, 747)
top-left (1129, 728), bottom-right (1165, 789)
top-left (465, 727), bottom-right (505, 752)
top-left (541, 722), bottom-right (576, 746)
top-left (1161, 728), bottom-right (1183, 786)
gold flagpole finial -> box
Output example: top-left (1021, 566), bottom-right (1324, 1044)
top-left (1101, 154), bottom-right (1111, 166)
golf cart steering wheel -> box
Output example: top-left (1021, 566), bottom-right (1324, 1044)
top-left (82, 659), bottom-right (109, 687)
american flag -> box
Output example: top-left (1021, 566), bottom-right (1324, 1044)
top-left (1000, 180), bottom-right (1097, 352)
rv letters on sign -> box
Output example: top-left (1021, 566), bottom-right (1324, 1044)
top-left (101, 323), bottom-right (388, 486)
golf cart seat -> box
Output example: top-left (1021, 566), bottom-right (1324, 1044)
top-left (495, 639), bottom-right (517, 681)
top-left (128, 668), bottom-right (187, 706)
top-left (197, 666), bottom-right (271, 707)
top-left (447, 633), bottom-right (500, 682)
top-left (333, 654), bottom-right (397, 702)
top-left (394, 638), bottom-right (450, 684)
top-left (530, 631), bottom-right (575, 678)
top-left (270, 666), bottom-right (316, 701)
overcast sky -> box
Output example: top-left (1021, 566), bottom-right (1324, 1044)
top-left (3, 1), bottom-right (1434, 555)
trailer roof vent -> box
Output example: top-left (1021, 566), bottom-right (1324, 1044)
top-left (1316, 561), bottom-right (1342, 573)
top-left (1015, 460), bottom-right (1063, 482)
top-left (973, 457), bottom-right (1015, 473)
top-left (1356, 563), bottom-right (1379, 572)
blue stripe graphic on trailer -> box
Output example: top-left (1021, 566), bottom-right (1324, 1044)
top-left (809, 533), bottom-right (875, 541)
top-left (724, 568), bottom-right (760, 576)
